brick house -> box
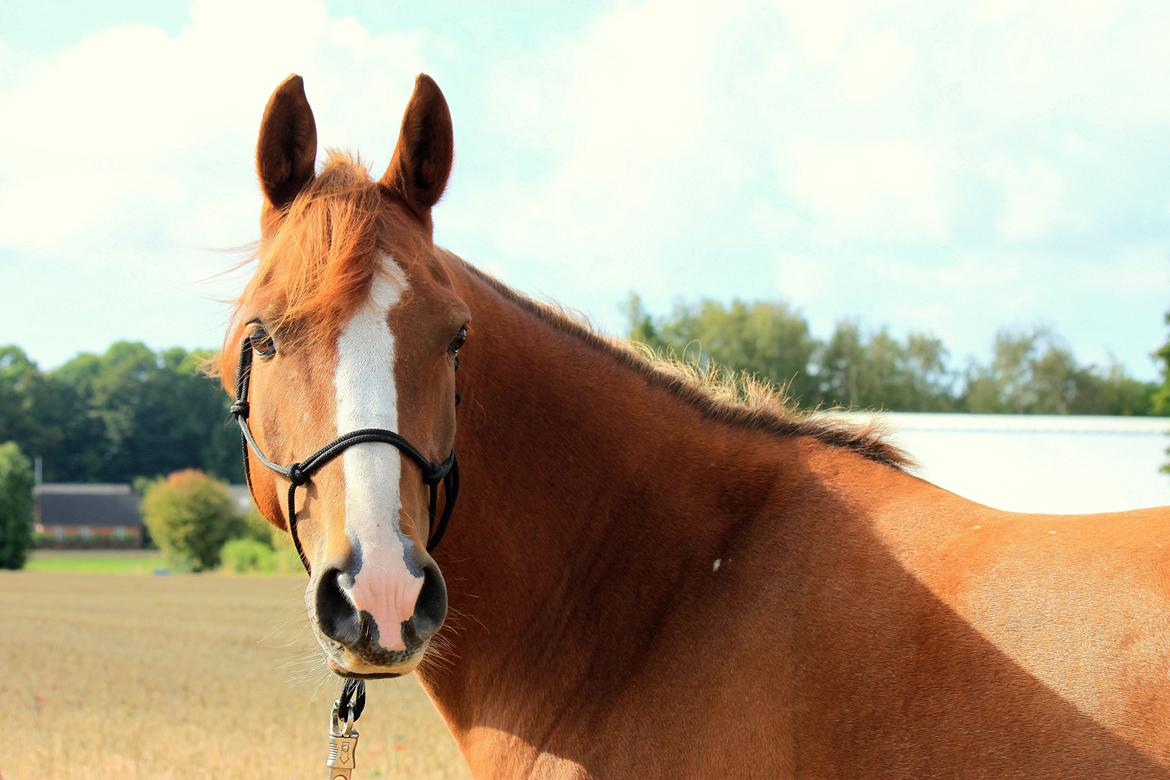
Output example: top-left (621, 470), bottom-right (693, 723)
top-left (34, 484), bottom-right (144, 548)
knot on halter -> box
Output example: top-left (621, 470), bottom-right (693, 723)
top-left (229, 400), bottom-right (249, 418)
top-left (423, 455), bottom-right (455, 485)
top-left (287, 463), bottom-right (309, 487)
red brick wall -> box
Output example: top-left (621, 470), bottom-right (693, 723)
top-left (36, 524), bottom-right (143, 549)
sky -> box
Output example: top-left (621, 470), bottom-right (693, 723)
top-left (1, 0), bottom-right (1168, 379)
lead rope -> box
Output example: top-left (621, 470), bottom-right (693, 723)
top-left (230, 331), bottom-right (460, 780)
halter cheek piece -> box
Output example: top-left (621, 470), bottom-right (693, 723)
top-left (230, 326), bottom-right (460, 574)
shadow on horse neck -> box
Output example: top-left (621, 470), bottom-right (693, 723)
top-left (417, 252), bottom-right (1170, 779)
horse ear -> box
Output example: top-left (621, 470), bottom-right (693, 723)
top-left (256, 74), bottom-right (317, 212)
top-left (380, 74), bottom-right (453, 217)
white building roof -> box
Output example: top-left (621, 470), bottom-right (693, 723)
top-left (831, 413), bottom-right (1170, 515)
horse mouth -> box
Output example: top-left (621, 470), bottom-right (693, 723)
top-left (327, 656), bottom-right (404, 679)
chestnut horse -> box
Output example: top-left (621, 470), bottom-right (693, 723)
top-left (222, 74), bottom-right (1170, 778)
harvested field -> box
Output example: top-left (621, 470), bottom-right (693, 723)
top-left (0, 571), bottom-right (470, 779)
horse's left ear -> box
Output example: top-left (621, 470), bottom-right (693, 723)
top-left (380, 74), bottom-right (453, 218)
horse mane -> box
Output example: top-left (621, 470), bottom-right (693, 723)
top-left (226, 152), bottom-right (385, 359)
top-left (457, 259), bottom-right (912, 470)
top-left (218, 152), bottom-right (909, 470)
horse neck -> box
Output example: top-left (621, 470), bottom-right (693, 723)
top-left (416, 258), bottom-right (859, 759)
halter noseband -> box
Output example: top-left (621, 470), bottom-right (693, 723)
top-left (230, 327), bottom-right (460, 574)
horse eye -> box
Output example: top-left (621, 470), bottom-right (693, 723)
top-left (249, 325), bottom-right (277, 359)
top-left (448, 325), bottom-right (468, 357)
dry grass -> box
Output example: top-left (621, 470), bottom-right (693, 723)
top-left (0, 572), bottom-right (470, 779)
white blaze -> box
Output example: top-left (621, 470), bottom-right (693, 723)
top-left (333, 258), bottom-right (423, 619)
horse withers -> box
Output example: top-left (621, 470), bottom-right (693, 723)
top-left (221, 73), bottom-right (1170, 778)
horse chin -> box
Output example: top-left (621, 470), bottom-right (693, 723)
top-left (326, 650), bottom-right (422, 679)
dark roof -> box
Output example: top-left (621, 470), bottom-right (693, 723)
top-left (35, 484), bottom-right (142, 528)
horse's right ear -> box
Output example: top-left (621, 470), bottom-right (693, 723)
top-left (256, 74), bottom-right (317, 215)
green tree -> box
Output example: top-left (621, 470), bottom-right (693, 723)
top-left (1154, 310), bottom-right (1170, 416)
top-left (1068, 358), bottom-right (1155, 416)
top-left (624, 293), bottom-right (659, 346)
top-left (965, 329), bottom-right (1075, 413)
top-left (624, 296), bottom-right (1152, 415)
top-left (0, 347), bottom-right (43, 448)
top-left (1153, 309), bottom-right (1170, 480)
top-left (626, 295), bottom-right (820, 404)
top-left (19, 342), bottom-right (240, 483)
top-left (39, 352), bottom-right (102, 481)
top-left (234, 506), bottom-right (276, 546)
top-left (814, 322), bottom-right (955, 411)
top-left (141, 470), bottom-right (239, 571)
top-left (0, 441), bottom-right (34, 569)
top-left (816, 320), bottom-right (870, 407)
top-left (817, 322), bottom-right (907, 408)
top-left (902, 333), bottom-right (957, 412)
top-left (965, 328), bottom-right (1155, 415)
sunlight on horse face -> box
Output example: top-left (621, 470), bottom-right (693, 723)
top-left (224, 74), bottom-right (467, 678)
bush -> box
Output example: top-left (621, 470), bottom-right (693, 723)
top-left (0, 441), bottom-right (34, 569)
top-left (218, 506), bottom-right (305, 575)
top-left (268, 537), bottom-right (306, 574)
top-left (235, 507), bottom-right (276, 547)
top-left (141, 470), bottom-right (238, 571)
top-left (220, 538), bottom-right (277, 573)
top-left (219, 533), bottom-right (305, 575)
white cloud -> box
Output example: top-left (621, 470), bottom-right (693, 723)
top-left (835, 28), bottom-right (913, 104)
top-left (0, 0), bottom-right (429, 262)
top-left (440, 0), bottom-right (1169, 378)
top-left (779, 138), bottom-right (954, 242)
top-left (986, 158), bottom-right (1070, 242)
top-left (0, 0), bottom-right (440, 362)
top-left (2, 0), bottom-right (1167, 379)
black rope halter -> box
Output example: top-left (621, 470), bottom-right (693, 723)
top-left (230, 324), bottom-right (460, 575)
top-left (230, 322), bottom-right (460, 727)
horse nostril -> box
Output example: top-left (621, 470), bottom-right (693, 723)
top-left (315, 567), bottom-right (362, 647)
top-left (407, 559), bottom-right (448, 645)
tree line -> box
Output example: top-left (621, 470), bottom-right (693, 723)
top-left (0, 300), bottom-right (1164, 487)
top-left (625, 294), bottom-right (1160, 415)
top-left (0, 342), bottom-right (238, 484)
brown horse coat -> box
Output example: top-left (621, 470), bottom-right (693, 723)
top-left (420, 256), bottom-right (1170, 778)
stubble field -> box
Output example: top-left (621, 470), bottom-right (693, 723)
top-left (0, 571), bottom-right (471, 779)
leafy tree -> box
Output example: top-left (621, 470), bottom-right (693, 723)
top-left (902, 333), bottom-right (957, 412)
top-left (817, 320), bottom-right (869, 407)
top-left (627, 296), bottom-right (820, 403)
top-left (625, 295), bottom-right (1151, 415)
top-left (964, 328), bottom-right (1153, 415)
top-left (0, 441), bottom-right (34, 569)
top-left (0, 347), bottom-right (43, 449)
top-left (1068, 359), bottom-right (1155, 416)
top-left (141, 470), bottom-right (239, 571)
top-left (1154, 310), bottom-right (1170, 417)
top-left (0, 341), bottom-right (240, 484)
top-left (624, 293), bottom-right (659, 346)
top-left (816, 323), bottom-right (955, 411)
top-left (1153, 309), bottom-right (1170, 479)
top-left (234, 507), bottom-right (276, 547)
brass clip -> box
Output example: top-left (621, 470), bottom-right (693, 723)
top-left (327, 700), bottom-right (360, 779)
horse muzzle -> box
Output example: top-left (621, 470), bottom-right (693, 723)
top-left (310, 555), bottom-right (448, 674)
